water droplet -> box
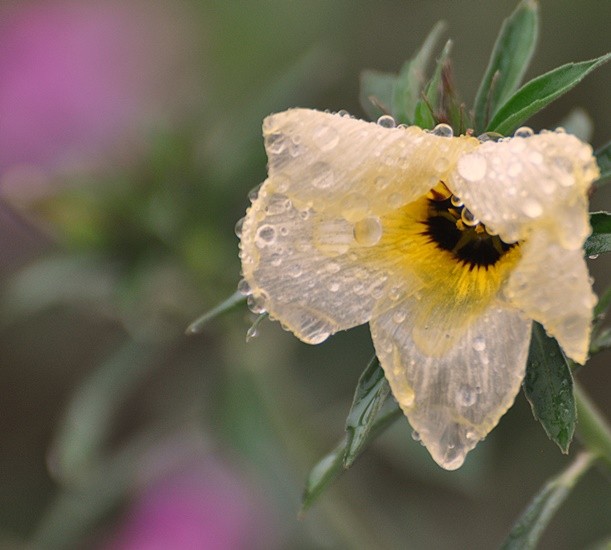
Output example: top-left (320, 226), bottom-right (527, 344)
top-left (255, 224), bottom-right (277, 247)
top-left (450, 195), bottom-right (463, 207)
top-left (353, 217), bottom-right (382, 246)
top-left (337, 109), bottom-right (350, 117)
top-left (388, 286), bottom-right (402, 301)
top-left (432, 123), bottom-right (453, 137)
top-left (521, 198), bottom-right (543, 218)
top-left (457, 386), bottom-right (477, 407)
top-left (392, 310), bottom-right (407, 324)
top-left (246, 325), bottom-right (258, 340)
top-left (287, 264), bottom-right (302, 278)
top-left (327, 281), bottom-right (340, 292)
top-left (472, 336), bottom-right (486, 352)
top-left (312, 124), bottom-right (340, 151)
top-left (377, 115), bottom-right (396, 128)
top-left (325, 262), bottom-right (341, 274)
top-left (514, 126), bottom-right (534, 138)
top-left (270, 253), bottom-right (283, 267)
top-left (411, 430), bottom-right (421, 441)
top-left (555, 126), bottom-right (566, 134)
top-left (457, 154), bottom-right (487, 181)
top-left (387, 193), bottom-right (405, 209)
top-left (310, 161), bottom-right (334, 189)
top-left (461, 208), bottom-right (479, 226)
top-left (588, 254), bottom-right (599, 260)
top-left (237, 278), bottom-right (252, 296)
top-left (234, 217), bottom-right (245, 237)
top-left (247, 293), bottom-right (268, 314)
top-left (248, 184), bottom-right (262, 202)
top-left (265, 133), bottom-right (287, 154)
top-left (375, 175), bottom-right (390, 190)
top-left (434, 156), bottom-right (449, 173)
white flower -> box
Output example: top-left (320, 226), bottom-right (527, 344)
top-left (238, 109), bottom-right (599, 469)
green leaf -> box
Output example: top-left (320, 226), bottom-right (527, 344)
top-left (487, 52), bottom-right (611, 135)
top-left (501, 451), bottom-right (596, 550)
top-left (594, 141), bottom-right (611, 188)
top-left (413, 39), bottom-right (453, 129)
top-left (186, 290), bottom-right (245, 334)
top-left (359, 70), bottom-right (397, 121)
top-left (584, 212), bottom-right (611, 257)
top-left (391, 21), bottom-right (446, 124)
top-left (343, 356), bottom-right (391, 467)
top-left (522, 322), bottom-right (576, 453)
top-left (593, 284), bottom-right (611, 321)
top-left (301, 399), bottom-right (402, 512)
top-left (574, 383), bottom-right (611, 468)
top-left (473, 0), bottom-right (539, 133)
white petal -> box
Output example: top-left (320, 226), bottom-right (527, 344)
top-left (239, 185), bottom-right (389, 343)
top-left (504, 229), bottom-right (596, 364)
top-left (449, 132), bottom-right (599, 248)
top-left (371, 299), bottom-right (532, 470)
top-left (263, 109), bottom-right (478, 220)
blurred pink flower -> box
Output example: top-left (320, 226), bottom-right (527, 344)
top-left (0, 0), bottom-right (194, 175)
top-left (102, 453), bottom-right (275, 550)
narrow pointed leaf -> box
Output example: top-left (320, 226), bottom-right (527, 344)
top-left (391, 21), bottom-right (446, 124)
top-left (487, 52), bottom-right (611, 135)
top-left (594, 141), bottom-right (611, 188)
top-left (413, 39), bottom-right (453, 129)
top-left (343, 356), bottom-right (391, 467)
top-left (359, 70), bottom-right (397, 121)
top-left (584, 212), bottom-right (611, 257)
top-left (474, 0), bottom-right (539, 132)
top-left (594, 285), bottom-right (611, 320)
top-left (301, 401), bottom-right (402, 512)
top-left (522, 322), bottom-right (576, 453)
top-left (186, 290), bottom-right (245, 334)
top-left (501, 452), bottom-right (596, 550)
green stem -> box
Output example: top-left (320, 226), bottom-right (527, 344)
top-left (574, 381), bottom-right (611, 468)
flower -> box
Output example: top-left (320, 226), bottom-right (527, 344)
top-left (237, 108), bottom-right (599, 470)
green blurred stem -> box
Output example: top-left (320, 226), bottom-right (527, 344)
top-left (574, 382), bottom-right (611, 468)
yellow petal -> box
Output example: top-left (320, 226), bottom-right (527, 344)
top-left (448, 131), bottom-right (598, 248)
top-left (504, 228), bottom-right (596, 364)
top-left (371, 299), bottom-right (531, 470)
top-left (263, 109), bottom-right (478, 219)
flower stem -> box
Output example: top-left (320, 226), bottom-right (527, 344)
top-left (574, 381), bottom-right (611, 468)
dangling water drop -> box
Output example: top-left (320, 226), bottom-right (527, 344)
top-left (461, 208), bottom-right (479, 226)
top-left (450, 195), bottom-right (463, 207)
top-left (234, 217), bottom-right (245, 237)
top-left (353, 217), bottom-right (382, 246)
top-left (514, 126), bottom-right (534, 138)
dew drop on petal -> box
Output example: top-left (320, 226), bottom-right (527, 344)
top-left (377, 115), bottom-right (396, 128)
top-left (472, 336), bottom-right (486, 352)
top-left (457, 154), bottom-right (487, 181)
top-left (521, 198), bottom-right (543, 218)
top-left (312, 124), bottom-right (340, 151)
top-left (327, 281), bottom-right (340, 292)
top-left (461, 208), bottom-right (479, 226)
top-left (310, 161), bottom-right (334, 189)
top-left (432, 123), bottom-right (453, 137)
top-left (450, 195), bottom-right (463, 207)
top-left (265, 133), bottom-right (287, 154)
top-left (325, 261), bottom-right (341, 274)
top-left (234, 217), bottom-right (245, 237)
top-left (353, 217), bottom-right (382, 246)
top-left (392, 310), bottom-right (407, 324)
top-left (411, 430), bottom-right (421, 441)
top-left (248, 183), bottom-right (262, 202)
top-left (514, 126), bottom-right (534, 138)
top-left (287, 264), bottom-right (302, 278)
top-left (387, 192), bottom-right (405, 209)
top-left (237, 278), bottom-right (252, 296)
top-left (255, 224), bottom-right (277, 247)
top-left (337, 109), bottom-right (350, 117)
top-left (588, 254), bottom-right (599, 260)
top-left (457, 385), bottom-right (477, 407)
top-left (434, 156), bottom-right (450, 173)
top-left (247, 293), bottom-right (268, 314)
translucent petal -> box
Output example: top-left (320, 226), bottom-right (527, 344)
top-left (239, 185), bottom-right (390, 343)
top-left (504, 229), bottom-right (596, 364)
top-left (371, 299), bottom-right (531, 470)
top-left (263, 109), bottom-right (478, 219)
top-left (449, 132), bottom-right (599, 248)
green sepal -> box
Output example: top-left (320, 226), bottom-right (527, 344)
top-left (413, 39), bottom-right (453, 129)
top-left (343, 356), bottom-right (391, 467)
top-left (584, 212), bottom-right (611, 257)
top-left (186, 290), bottom-right (246, 334)
top-left (487, 52), bottom-right (611, 136)
top-left (473, 0), bottom-right (539, 133)
top-left (522, 322), bottom-right (576, 454)
top-left (593, 141), bottom-right (611, 188)
top-left (500, 452), bottom-right (596, 550)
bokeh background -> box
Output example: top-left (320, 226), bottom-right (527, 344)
top-left (0, 1), bottom-right (609, 549)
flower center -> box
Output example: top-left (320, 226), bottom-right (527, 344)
top-left (422, 185), bottom-right (517, 269)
